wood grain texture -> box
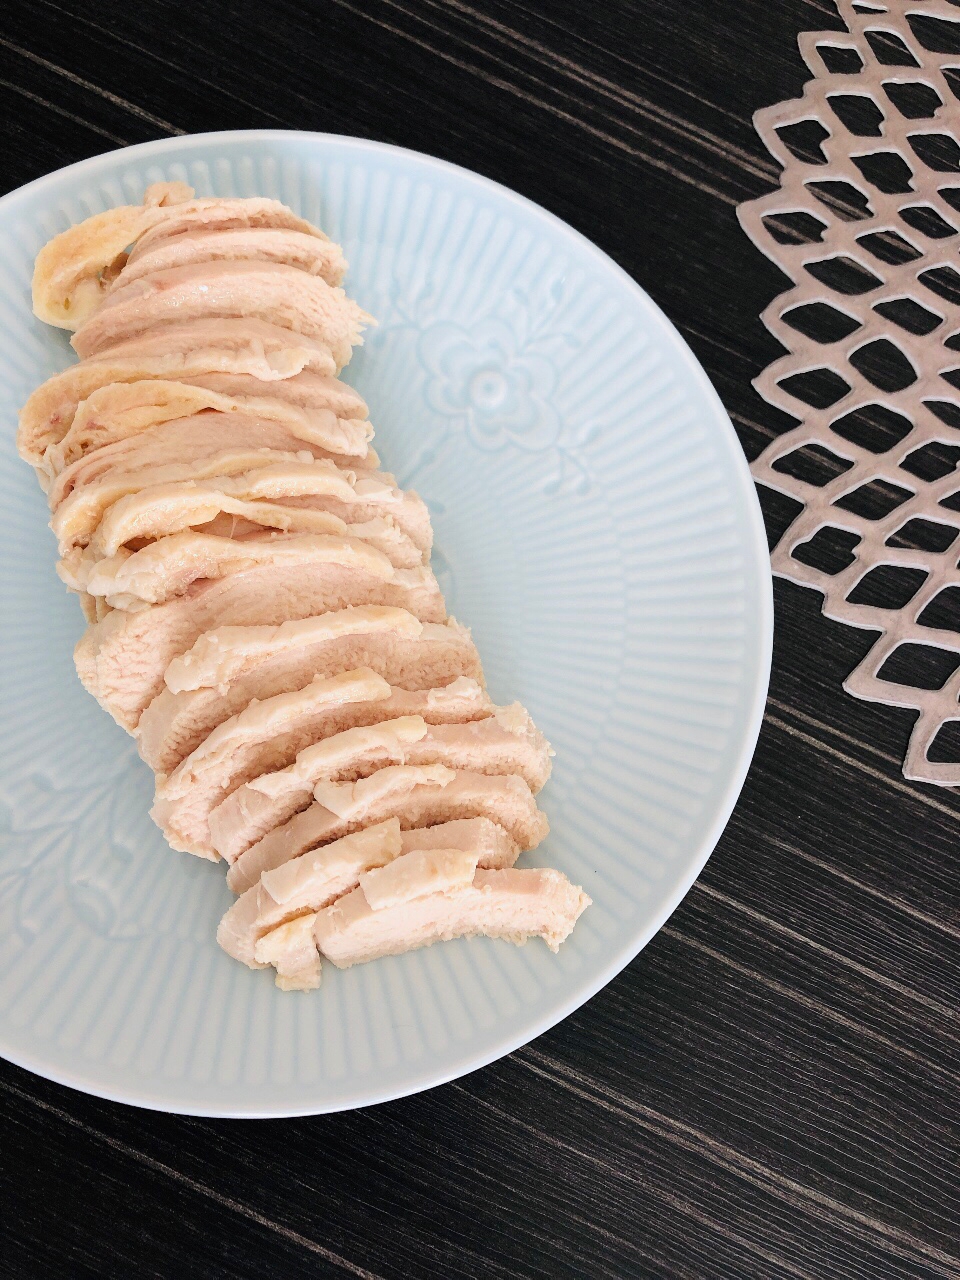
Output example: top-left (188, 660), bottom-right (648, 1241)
top-left (0, 1), bottom-right (958, 1276)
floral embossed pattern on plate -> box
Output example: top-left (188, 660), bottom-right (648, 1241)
top-left (0, 132), bottom-right (771, 1116)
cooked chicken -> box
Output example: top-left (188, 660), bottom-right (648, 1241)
top-left (55, 463), bottom-right (427, 562)
top-left (18, 322), bottom-right (347, 478)
top-left (115, 227), bottom-right (346, 290)
top-left (32, 184), bottom-right (334, 329)
top-left (151, 668), bottom-right (399, 857)
top-left (52, 456), bottom-right (400, 570)
top-left (152, 675), bottom-right (485, 852)
top-left (127, 195), bottom-right (334, 256)
top-left (31, 181), bottom-right (192, 328)
top-left (72, 502), bottom-right (419, 578)
top-left (203, 702), bottom-right (550, 864)
top-left (49, 412), bottom-right (377, 515)
top-left (255, 914), bottom-right (323, 991)
top-left (156, 688), bottom-right (549, 859)
top-left (45, 377), bottom-right (371, 478)
top-left (313, 865), bottom-right (590, 970)
top-left (187, 369), bottom-right (368, 416)
top-left (75, 558), bottom-right (447, 728)
top-left (227, 768), bottom-right (549, 895)
top-left (21, 187), bottom-right (586, 997)
top-left (218, 816), bottom-right (519, 973)
top-left (162, 608), bottom-right (473, 695)
top-left (81, 530), bottom-right (426, 610)
top-left (72, 262), bottom-right (370, 367)
top-left (218, 819), bottom-right (403, 969)
top-left (139, 611), bottom-right (481, 774)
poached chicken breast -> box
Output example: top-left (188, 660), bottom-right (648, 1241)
top-left (19, 184), bottom-right (588, 1000)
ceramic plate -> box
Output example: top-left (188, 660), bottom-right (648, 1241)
top-left (0, 131), bottom-right (771, 1116)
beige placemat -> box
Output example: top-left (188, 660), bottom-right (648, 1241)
top-left (741, 0), bottom-right (960, 783)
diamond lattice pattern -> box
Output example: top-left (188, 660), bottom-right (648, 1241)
top-left (741, 0), bottom-right (960, 783)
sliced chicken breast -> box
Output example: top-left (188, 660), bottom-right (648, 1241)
top-left (183, 369), bottom-right (367, 416)
top-left (313, 865), bottom-right (590, 970)
top-left (80, 530), bottom-right (422, 610)
top-left (45, 377), bottom-right (371, 478)
top-left (156, 688), bottom-right (546, 859)
top-left (218, 816), bottom-right (519, 974)
top-left (18, 322), bottom-right (346, 477)
top-left (206, 701), bottom-right (550, 863)
top-left (72, 262), bottom-right (370, 368)
top-left (49, 411), bottom-right (379, 517)
top-left (32, 184), bottom-right (336, 330)
top-left (31, 181), bottom-right (193, 328)
top-left (74, 559), bottom-right (447, 729)
top-left (71, 498), bottom-right (419, 573)
top-left (55, 462), bottom-right (427, 562)
top-left (151, 669), bottom-right (397, 857)
top-left (255, 915), bottom-right (323, 991)
top-left (156, 680), bottom-right (492, 854)
top-left (114, 227), bottom-right (346, 290)
top-left (227, 768), bottom-right (549, 895)
top-left (127, 196), bottom-right (333, 257)
top-left (139, 611), bottom-right (481, 775)
top-left (27, 189), bottom-right (576, 992)
top-left (62, 516), bottom-right (424, 601)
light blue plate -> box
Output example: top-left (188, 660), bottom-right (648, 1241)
top-left (0, 131), bottom-right (772, 1116)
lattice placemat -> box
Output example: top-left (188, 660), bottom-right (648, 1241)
top-left (741, 0), bottom-right (960, 784)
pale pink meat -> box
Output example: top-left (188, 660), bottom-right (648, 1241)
top-left (157, 691), bottom-right (548, 859)
top-left (127, 196), bottom-right (332, 256)
top-left (72, 262), bottom-right (369, 367)
top-left (52, 452), bottom-right (395, 564)
top-left (20, 191), bottom-right (582, 992)
top-left (60, 463), bottom-right (432, 559)
top-left (139, 613), bottom-right (482, 775)
top-left (74, 559), bottom-right (447, 729)
top-left (314, 866), bottom-right (591, 968)
top-left (227, 768), bottom-right (549, 895)
top-left (186, 369), bottom-right (367, 418)
top-left (49, 412), bottom-right (364, 512)
top-left (17, 319), bottom-right (346, 475)
top-left (79, 529), bottom-right (429, 609)
top-left (218, 816), bottom-right (519, 972)
top-left (151, 669), bottom-right (397, 857)
top-left (45, 377), bottom-right (371, 480)
top-left (205, 702), bottom-right (550, 863)
top-left (115, 227), bottom-right (346, 289)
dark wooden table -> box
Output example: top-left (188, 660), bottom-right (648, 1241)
top-left (1, 2), bottom-right (958, 1277)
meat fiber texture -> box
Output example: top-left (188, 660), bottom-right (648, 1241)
top-left (20, 184), bottom-right (588, 993)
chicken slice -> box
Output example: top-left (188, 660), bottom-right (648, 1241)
top-left (127, 196), bottom-right (334, 257)
top-left (18, 321), bottom-right (347, 477)
top-left (150, 669), bottom-right (399, 858)
top-left (31, 181), bottom-right (192, 328)
top-left (72, 262), bottom-right (370, 368)
top-left (227, 768), bottom-right (549, 895)
top-left (74, 560), bottom-right (447, 729)
top-left (79, 530), bottom-right (416, 609)
top-left (55, 462), bottom-right (426, 562)
top-left (32, 186), bottom-right (335, 329)
top-left (218, 816), bottom-right (519, 976)
top-left (49, 413), bottom-right (384, 532)
top-left (255, 916), bottom-right (323, 991)
top-left (158, 679), bottom-right (492, 856)
top-left (313, 866), bottom-right (590, 969)
top-left (157, 687), bottom-right (547, 859)
top-left (45, 377), bottom-right (371, 478)
top-left (139, 611), bottom-right (480, 775)
top-left (115, 227), bottom-right (345, 289)
top-left (206, 702), bottom-right (550, 863)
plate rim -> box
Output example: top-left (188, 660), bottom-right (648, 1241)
top-left (0, 129), bottom-right (773, 1117)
